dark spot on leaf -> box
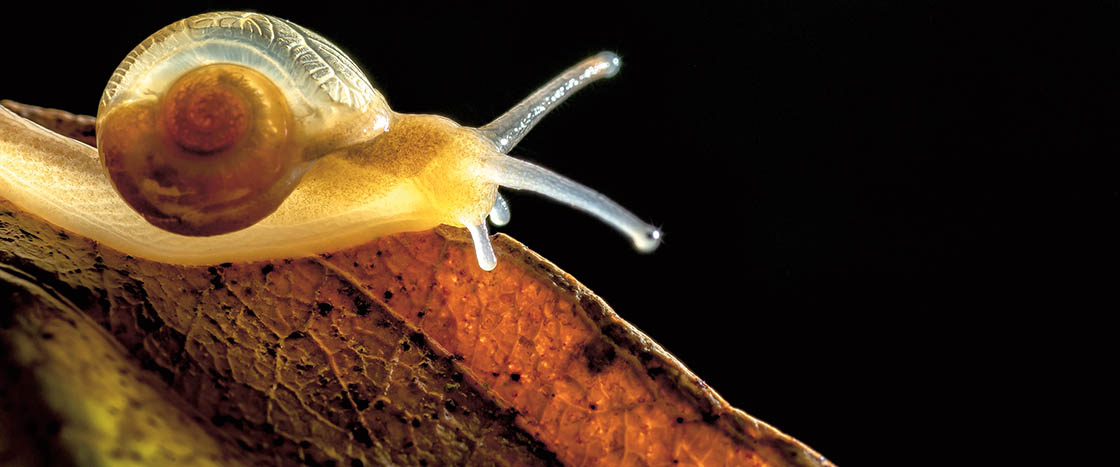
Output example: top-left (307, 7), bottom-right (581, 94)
top-left (354, 398), bottom-right (370, 411)
top-left (411, 418), bottom-right (421, 427)
top-left (582, 337), bottom-right (616, 374)
top-left (383, 290), bottom-right (393, 300)
top-left (299, 440), bottom-right (311, 449)
top-left (353, 297), bottom-right (372, 316)
top-left (317, 302), bottom-right (333, 316)
top-left (498, 407), bottom-right (520, 424)
top-left (287, 331), bottom-right (306, 340)
top-left (211, 413), bottom-right (242, 429)
top-left (207, 267), bottom-right (224, 290)
top-left (510, 373), bottom-right (521, 382)
top-left (261, 264), bottom-right (274, 276)
top-left (676, 417), bottom-right (684, 423)
top-left (373, 400), bottom-right (385, 410)
top-left (401, 342), bottom-right (410, 351)
top-left (590, 404), bottom-right (597, 410)
top-left (444, 399), bottom-right (457, 412)
top-left (409, 333), bottom-right (425, 346)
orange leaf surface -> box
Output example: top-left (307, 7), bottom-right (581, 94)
top-left (1, 102), bottom-right (833, 466)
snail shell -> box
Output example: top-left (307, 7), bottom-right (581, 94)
top-left (97, 12), bottom-right (389, 235)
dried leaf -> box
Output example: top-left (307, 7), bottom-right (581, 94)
top-left (0, 268), bottom-right (244, 466)
top-left (1, 102), bottom-right (832, 466)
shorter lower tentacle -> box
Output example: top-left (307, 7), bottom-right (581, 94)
top-left (464, 219), bottom-right (498, 271)
top-left (489, 193), bottom-right (511, 226)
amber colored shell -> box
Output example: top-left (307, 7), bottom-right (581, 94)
top-left (95, 12), bottom-right (391, 236)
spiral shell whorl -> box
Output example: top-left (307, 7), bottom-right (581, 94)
top-left (96, 12), bottom-right (392, 237)
top-left (99, 11), bottom-right (386, 129)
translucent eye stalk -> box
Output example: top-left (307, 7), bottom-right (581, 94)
top-left (480, 52), bottom-right (622, 153)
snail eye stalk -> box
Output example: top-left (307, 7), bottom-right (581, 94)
top-left (474, 52), bottom-right (662, 257)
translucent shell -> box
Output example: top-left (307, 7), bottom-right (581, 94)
top-left (99, 11), bottom-right (387, 132)
top-left (99, 64), bottom-right (302, 235)
top-left (97, 12), bottom-right (390, 235)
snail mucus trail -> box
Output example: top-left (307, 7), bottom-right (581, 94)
top-left (16, 12), bottom-right (663, 270)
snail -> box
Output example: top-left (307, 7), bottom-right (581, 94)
top-left (0, 11), bottom-right (660, 271)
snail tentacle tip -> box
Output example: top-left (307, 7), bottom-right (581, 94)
top-left (465, 220), bottom-right (498, 271)
top-left (489, 193), bottom-right (511, 226)
top-left (635, 226), bottom-right (662, 253)
top-left (597, 51), bottom-right (622, 78)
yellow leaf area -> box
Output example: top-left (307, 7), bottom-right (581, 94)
top-left (0, 102), bottom-right (832, 466)
top-left (1, 266), bottom-right (243, 466)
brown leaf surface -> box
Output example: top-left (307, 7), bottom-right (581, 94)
top-left (1, 265), bottom-right (245, 466)
top-left (0, 101), bottom-right (833, 466)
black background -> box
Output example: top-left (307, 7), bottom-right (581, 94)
top-left (1, 2), bottom-right (1112, 464)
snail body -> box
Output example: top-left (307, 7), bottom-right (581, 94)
top-left (1, 11), bottom-right (661, 270)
